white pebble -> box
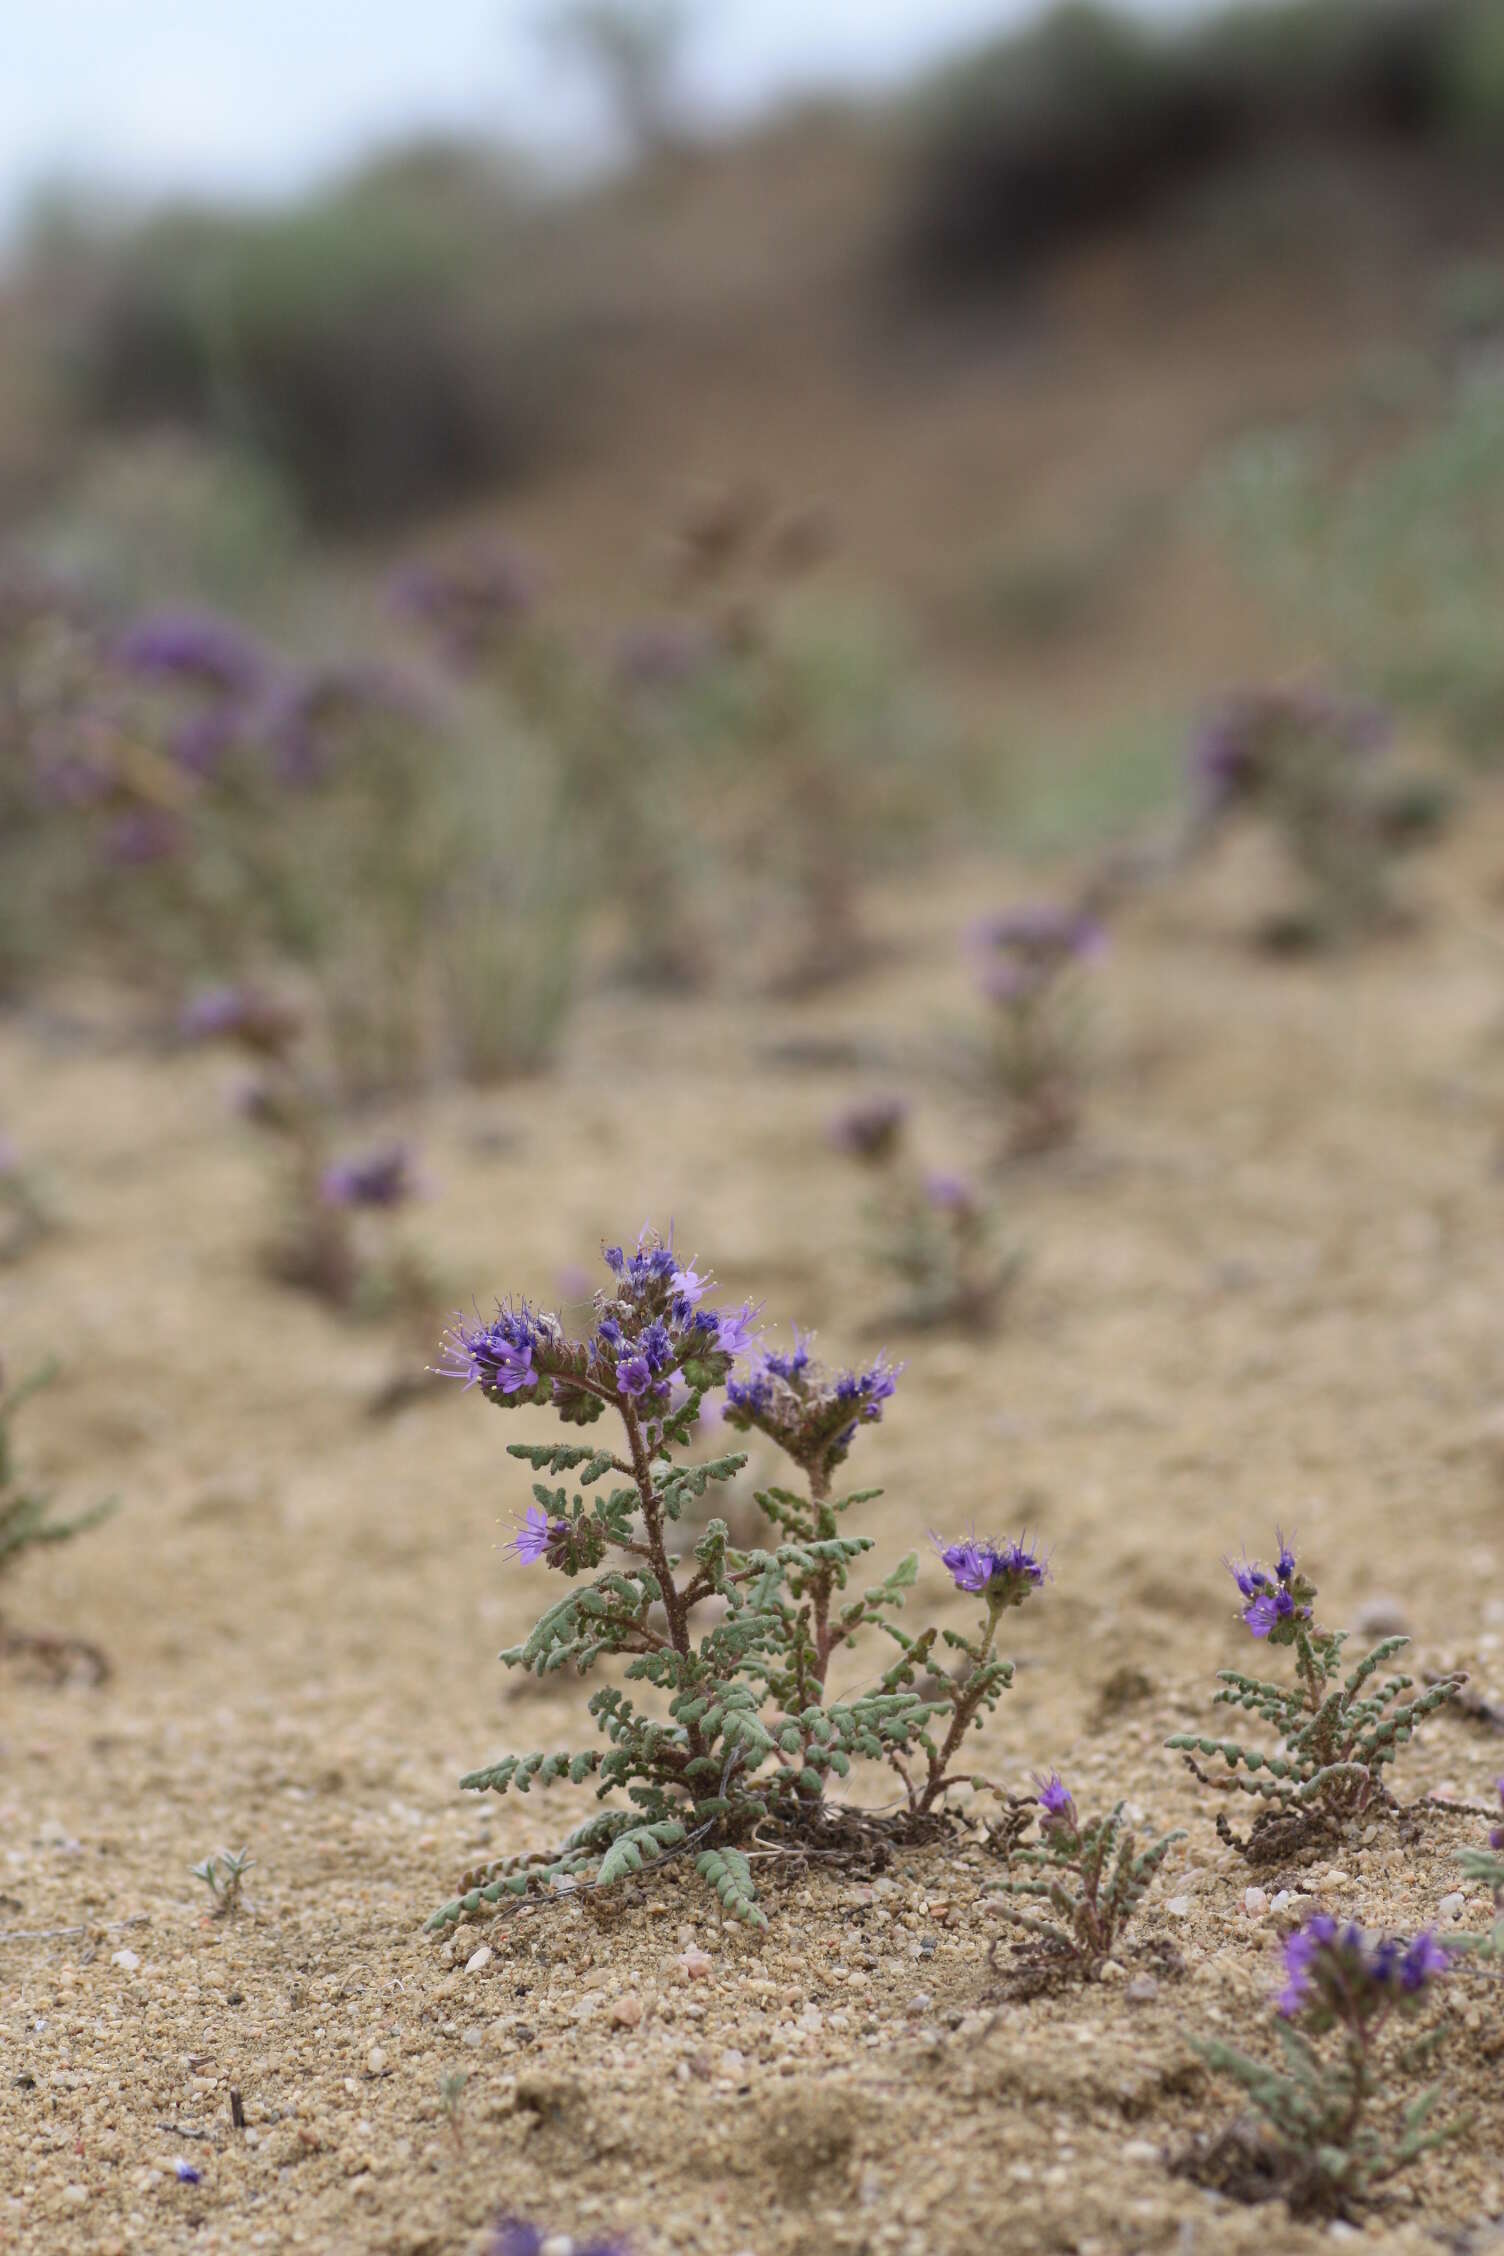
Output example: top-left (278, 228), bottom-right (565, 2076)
top-left (110, 1948), bottom-right (140, 1972)
top-left (1165, 1896), bottom-right (1191, 1918)
top-left (366, 2046), bottom-right (386, 2076)
top-left (1243, 1886), bottom-right (1268, 1917)
top-left (465, 1945), bottom-right (493, 1974)
top-left (1439, 1892), bottom-right (1466, 1922)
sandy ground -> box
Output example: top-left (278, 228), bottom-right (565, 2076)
top-left (5, 805), bottom-right (1504, 2256)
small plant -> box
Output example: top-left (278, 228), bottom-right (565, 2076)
top-left (190, 1846), bottom-right (255, 1916)
top-left (426, 1228), bottom-right (1047, 1934)
top-left (1453, 1779), bottom-right (1504, 1962)
top-left (1188, 1914), bottom-right (1462, 2217)
top-left (0, 1358), bottom-right (115, 1678)
top-left (181, 986), bottom-right (436, 1326)
top-left (438, 2068), bottom-right (468, 2149)
top-left (969, 903), bottom-right (1102, 1157)
top-left (1167, 1533), bottom-right (1464, 1862)
top-left (984, 1772), bottom-right (1183, 1984)
top-left (0, 1137), bottom-right (57, 1266)
top-left (830, 1100), bottom-right (1018, 1333)
top-left (1188, 685), bottom-right (1423, 946)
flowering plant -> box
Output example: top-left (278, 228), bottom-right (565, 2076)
top-left (984, 1771), bottom-right (1183, 1981)
top-left (427, 1229), bottom-right (1046, 1933)
top-left (0, 1358), bottom-right (116, 1677)
top-left (969, 903), bottom-right (1101, 1157)
top-left (1192, 1914), bottom-right (1462, 2215)
top-left (830, 1100), bottom-right (1019, 1334)
top-left (1167, 1534), bottom-right (1463, 1860)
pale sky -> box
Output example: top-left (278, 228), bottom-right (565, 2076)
top-left (1, 0), bottom-right (1233, 237)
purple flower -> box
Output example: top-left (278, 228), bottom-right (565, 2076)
top-left (671, 1263), bottom-right (710, 1316)
top-left (1490, 1777), bottom-right (1504, 1852)
top-left (1400, 1931), bottom-right (1450, 1991)
top-left (103, 808), bottom-right (184, 866)
top-left (173, 2159), bottom-right (202, 2184)
top-left (1244, 1587), bottom-right (1295, 1640)
top-left (489, 2226), bottom-right (627, 2256)
top-left (932, 1532), bottom-right (1047, 1609)
top-left (709, 1300), bottom-right (761, 1358)
top-left (390, 541), bottom-right (540, 667)
top-left (923, 1171), bottom-right (976, 1214)
top-left (724, 1335), bottom-right (901, 1489)
top-left (179, 984), bottom-right (299, 1058)
top-left (1035, 1772), bottom-right (1077, 1833)
top-left (115, 610), bottom-right (269, 697)
top-left (934, 1538), bottom-right (993, 1594)
top-left (320, 1144), bottom-right (418, 1210)
top-left (438, 1305), bottom-right (550, 1395)
top-left (616, 1354), bottom-right (655, 1400)
top-left (829, 1097), bottom-right (908, 1163)
top-left (1276, 1914), bottom-right (1449, 2025)
top-left (510, 1503), bottom-right (572, 1569)
top-left (1227, 1537), bottom-right (1313, 1640)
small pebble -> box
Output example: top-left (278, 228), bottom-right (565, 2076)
top-left (110, 1949), bottom-right (140, 1972)
top-left (1165, 1896), bottom-right (1191, 1918)
top-left (1243, 1886), bottom-right (1268, 1917)
top-left (366, 2047), bottom-right (386, 2076)
top-left (677, 1949), bottom-right (713, 1981)
top-left (610, 1994), bottom-right (643, 2028)
top-left (1121, 2139), bottom-right (1158, 2164)
top-left (1124, 1975), bottom-right (1159, 2003)
top-left (1439, 1892), bottom-right (1466, 1922)
top-left (465, 1945), bottom-right (493, 1975)
top-left (904, 1992), bottom-right (933, 2017)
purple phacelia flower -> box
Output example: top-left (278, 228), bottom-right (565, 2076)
top-left (1227, 1535), bottom-right (1314, 1640)
top-left (115, 610), bottom-right (269, 698)
top-left (173, 2159), bottom-right (202, 2184)
top-left (709, 1300), bottom-right (761, 1358)
top-left (170, 701), bottom-right (252, 779)
top-left (320, 1144), bottom-right (418, 1210)
top-left (671, 1263), bottom-right (710, 1315)
top-left (510, 1502), bottom-right (572, 1569)
top-left (829, 1096), bottom-right (908, 1163)
top-left (438, 1305), bottom-right (550, 1396)
top-left (616, 1354), bottom-right (655, 1399)
top-left (489, 2225), bottom-right (628, 2256)
top-left (1035, 1772), bottom-right (1077, 1833)
top-left (1277, 1914), bottom-right (1449, 2025)
top-left (1490, 1777), bottom-right (1504, 1852)
top-left (932, 1532), bottom-right (1047, 1609)
top-left (724, 1336), bottom-right (902, 1492)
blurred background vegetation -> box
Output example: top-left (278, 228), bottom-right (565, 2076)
top-left (6, 0), bottom-right (1504, 1098)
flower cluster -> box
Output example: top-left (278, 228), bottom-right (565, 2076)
top-left (1276, 1915), bottom-right (1449, 2027)
top-left (1227, 1529), bottom-right (1316, 1642)
top-left (935, 1533), bottom-right (1048, 1611)
top-left (723, 1334), bottom-right (898, 1496)
top-left (1191, 685), bottom-right (1389, 823)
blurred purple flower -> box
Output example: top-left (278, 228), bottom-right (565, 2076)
top-left (830, 1096), bottom-right (908, 1163)
top-left (390, 541), bottom-right (540, 667)
top-left (923, 1171), bottom-right (976, 1213)
top-left (320, 1144), bottom-right (419, 1210)
top-left (613, 617), bottom-right (718, 693)
top-left (115, 610), bottom-right (269, 698)
top-left (103, 808), bottom-right (185, 866)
